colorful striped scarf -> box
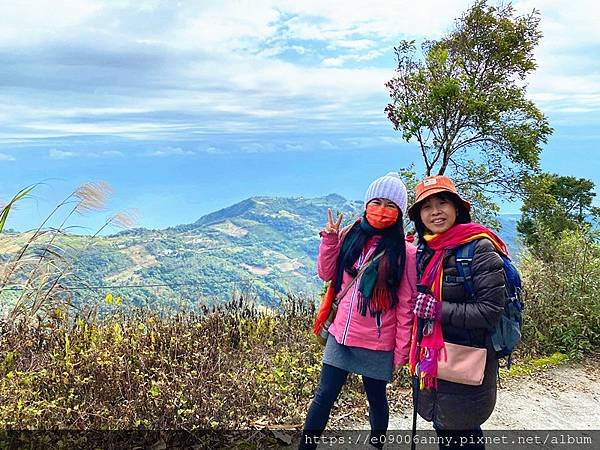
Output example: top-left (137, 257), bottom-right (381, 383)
top-left (408, 223), bottom-right (509, 389)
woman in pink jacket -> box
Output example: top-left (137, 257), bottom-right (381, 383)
top-left (299, 172), bottom-right (417, 450)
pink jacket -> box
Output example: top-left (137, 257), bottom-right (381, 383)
top-left (317, 228), bottom-right (417, 368)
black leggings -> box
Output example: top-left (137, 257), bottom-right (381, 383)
top-left (299, 363), bottom-right (389, 449)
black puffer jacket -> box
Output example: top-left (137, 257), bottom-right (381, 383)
top-left (416, 238), bottom-right (506, 430)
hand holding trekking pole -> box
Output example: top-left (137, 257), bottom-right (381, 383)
top-left (411, 285), bottom-right (430, 450)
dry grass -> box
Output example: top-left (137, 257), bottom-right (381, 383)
top-left (0, 292), bottom-right (415, 447)
top-left (0, 182), bottom-right (140, 324)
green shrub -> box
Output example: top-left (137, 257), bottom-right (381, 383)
top-left (519, 227), bottom-right (600, 358)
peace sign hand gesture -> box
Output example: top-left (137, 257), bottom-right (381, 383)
top-left (324, 208), bottom-right (343, 235)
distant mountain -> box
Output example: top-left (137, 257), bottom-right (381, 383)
top-left (0, 196), bottom-right (521, 310)
top-left (73, 194), bottom-right (365, 309)
top-left (498, 213), bottom-right (523, 258)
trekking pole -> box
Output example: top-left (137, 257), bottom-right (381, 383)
top-left (411, 317), bottom-right (425, 450)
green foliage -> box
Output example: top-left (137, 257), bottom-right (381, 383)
top-left (500, 352), bottom-right (568, 378)
top-left (1, 194), bottom-right (367, 312)
top-left (0, 185), bottom-right (36, 233)
top-left (398, 166), bottom-right (418, 233)
top-left (519, 227), bottom-right (600, 358)
top-left (518, 173), bottom-right (600, 254)
top-left (385, 0), bottom-right (552, 216)
top-left (0, 268), bottom-right (594, 446)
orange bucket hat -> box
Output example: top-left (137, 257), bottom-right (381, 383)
top-left (407, 175), bottom-right (471, 220)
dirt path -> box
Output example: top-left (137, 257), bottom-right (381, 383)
top-left (385, 361), bottom-right (600, 430)
top-left (485, 362), bottom-right (599, 430)
top-left (303, 361), bottom-right (600, 449)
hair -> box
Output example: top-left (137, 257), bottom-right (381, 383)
top-left (336, 211), bottom-right (406, 308)
top-left (412, 192), bottom-right (471, 238)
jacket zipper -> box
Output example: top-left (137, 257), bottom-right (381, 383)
top-left (341, 252), bottom-right (366, 344)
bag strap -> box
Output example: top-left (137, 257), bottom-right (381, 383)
top-left (454, 240), bottom-right (477, 300)
top-left (332, 250), bottom-right (385, 306)
top-left (415, 241), bottom-right (426, 279)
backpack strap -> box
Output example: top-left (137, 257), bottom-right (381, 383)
top-left (454, 240), bottom-right (478, 300)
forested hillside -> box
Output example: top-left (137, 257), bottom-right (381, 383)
top-left (0, 195), bottom-right (520, 311)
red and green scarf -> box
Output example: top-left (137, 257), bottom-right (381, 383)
top-left (408, 223), bottom-right (509, 389)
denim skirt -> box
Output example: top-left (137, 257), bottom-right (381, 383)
top-left (323, 334), bottom-right (393, 382)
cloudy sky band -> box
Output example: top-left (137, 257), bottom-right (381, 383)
top-left (1, 0), bottom-right (598, 231)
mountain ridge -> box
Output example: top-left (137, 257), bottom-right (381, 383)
top-left (1, 194), bottom-right (521, 310)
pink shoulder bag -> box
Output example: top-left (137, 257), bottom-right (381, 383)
top-left (437, 342), bottom-right (487, 386)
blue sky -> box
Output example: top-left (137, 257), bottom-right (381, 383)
top-left (1, 0), bottom-right (599, 233)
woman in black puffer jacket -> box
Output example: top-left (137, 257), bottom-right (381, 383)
top-left (407, 175), bottom-right (507, 450)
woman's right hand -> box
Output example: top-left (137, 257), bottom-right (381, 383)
top-left (323, 208), bottom-right (343, 234)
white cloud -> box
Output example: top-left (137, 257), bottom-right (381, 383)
top-left (278, 0), bottom-right (473, 42)
top-left (321, 57), bottom-right (345, 67)
top-left (379, 136), bottom-right (407, 145)
top-left (512, 0), bottom-right (600, 112)
top-left (343, 135), bottom-right (410, 148)
top-left (321, 50), bottom-right (386, 67)
top-left (26, 122), bottom-right (195, 138)
top-left (225, 59), bottom-right (392, 99)
top-left (49, 149), bottom-right (76, 159)
top-left (256, 44), bottom-right (309, 58)
top-left (47, 148), bottom-right (124, 159)
top-left (289, 45), bottom-right (307, 55)
top-left (56, 107), bottom-right (153, 117)
top-left (173, 1), bottom-right (281, 53)
top-left (514, 0), bottom-right (600, 49)
top-left (327, 40), bottom-right (377, 51)
top-left (146, 147), bottom-right (195, 157)
top-left (319, 140), bottom-right (337, 149)
top-left (91, 150), bottom-right (125, 158)
top-left (205, 146), bottom-right (225, 154)
top-left (0, 153), bottom-right (16, 161)
top-left (240, 143), bottom-right (268, 153)
top-left (0, 0), bottom-right (103, 45)
top-left (0, 0), bottom-right (597, 148)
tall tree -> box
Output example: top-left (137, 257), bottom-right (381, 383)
top-left (518, 173), bottom-right (600, 253)
top-left (386, 0), bottom-right (553, 222)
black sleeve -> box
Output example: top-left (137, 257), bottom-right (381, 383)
top-left (441, 238), bottom-right (506, 330)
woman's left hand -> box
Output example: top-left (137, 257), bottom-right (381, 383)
top-left (413, 292), bottom-right (442, 320)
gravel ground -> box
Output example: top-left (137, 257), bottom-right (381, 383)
top-left (302, 360), bottom-right (600, 449)
top-left (384, 360), bottom-right (600, 431)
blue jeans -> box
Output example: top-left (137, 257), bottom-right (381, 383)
top-left (299, 363), bottom-right (389, 450)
